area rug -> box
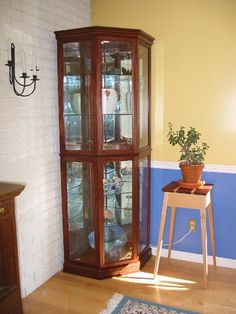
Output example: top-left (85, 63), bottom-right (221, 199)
top-left (100, 293), bottom-right (199, 314)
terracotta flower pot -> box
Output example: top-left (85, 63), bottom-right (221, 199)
top-left (179, 162), bottom-right (205, 189)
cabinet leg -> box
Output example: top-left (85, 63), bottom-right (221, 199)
top-left (154, 193), bottom-right (168, 278)
top-left (168, 206), bottom-right (176, 259)
top-left (200, 206), bottom-right (208, 288)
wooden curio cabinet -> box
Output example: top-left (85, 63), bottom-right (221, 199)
top-left (55, 26), bottom-right (154, 278)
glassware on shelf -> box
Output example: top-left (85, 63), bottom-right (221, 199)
top-left (88, 208), bottom-right (127, 255)
top-left (88, 222), bottom-right (127, 256)
top-left (102, 88), bottom-right (117, 114)
top-left (72, 92), bottom-right (81, 114)
top-left (120, 77), bottom-right (133, 141)
top-left (120, 165), bottom-right (132, 176)
top-left (64, 76), bottom-right (81, 113)
top-left (126, 90), bottom-right (132, 113)
top-left (103, 176), bottom-right (123, 193)
top-left (123, 195), bottom-right (132, 224)
top-left (121, 56), bottom-right (132, 75)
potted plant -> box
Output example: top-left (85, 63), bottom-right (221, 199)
top-left (167, 122), bottom-right (209, 188)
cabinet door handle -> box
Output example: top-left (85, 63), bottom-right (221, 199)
top-left (0, 207), bottom-right (5, 214)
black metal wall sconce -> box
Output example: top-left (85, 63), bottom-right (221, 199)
top-left (5, 43), bottom-right (40, 97)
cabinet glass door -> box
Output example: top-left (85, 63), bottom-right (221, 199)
top-left (66, 161), bottom-right (95, 263)
top-left (103, 160), bottom-right (133, 263)
top-left (63, 42), bottom-right (92, 150)
top-left (138, 156), bottom-right (149, 253)
top-left (138, 45), bottom-right (149, 148)
top-left (101, 41), bottom-right (133, 150)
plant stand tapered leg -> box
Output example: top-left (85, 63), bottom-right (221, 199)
top-left (208, 197), bottom-right (216, 266)
top-left (200, 206), bottom-right (208, 288)
top-left (154, 193), bottom-right (168, 278)
top-left (168, 206), bottom-right (176, 259)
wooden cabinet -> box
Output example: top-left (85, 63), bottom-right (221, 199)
top-left (0, 182), bottom-right (25, 314)
top-left (55, 26), bottom-right (154, 278)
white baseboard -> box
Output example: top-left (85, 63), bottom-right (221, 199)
top-left (151, 246), bottom-right (236, 269)
top-left (151, 161), bottom-right (236, 174)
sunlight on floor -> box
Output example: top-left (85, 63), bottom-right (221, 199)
top-left (114, 271), bottom-right (196, 291)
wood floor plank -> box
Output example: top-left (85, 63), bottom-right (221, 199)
top-left (23, 257), bottom-right (236, 314)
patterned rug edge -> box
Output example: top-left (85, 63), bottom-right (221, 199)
top-left (100, 293), bottom-right (124, 314)
top-left (99, 293), bottom-right (200, 314)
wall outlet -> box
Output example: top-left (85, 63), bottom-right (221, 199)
top-left (188, 219), bottom-right (197, 232)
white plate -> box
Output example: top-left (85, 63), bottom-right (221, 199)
top-left (102, 88), bottom-right (117, 114)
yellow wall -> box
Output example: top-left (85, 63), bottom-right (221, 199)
top-left (92, 0), bottom-right (236, 165)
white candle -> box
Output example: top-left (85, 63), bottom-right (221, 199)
top-left (33, 47), bottom-right (37, 74)
top-left (22, 49), bottom-right (26, 73)
top-left (8, 40), bottom-right (11, 60)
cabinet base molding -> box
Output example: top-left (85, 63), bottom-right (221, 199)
top-left (0, 288), bottom-right (23, 314)
top-left (64, 247), bottom-right (152, 279)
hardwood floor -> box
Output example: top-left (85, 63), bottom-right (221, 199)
top-left (23, 256), bottom-right (236, 314)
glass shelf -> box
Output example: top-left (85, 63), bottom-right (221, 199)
top-left (102, 74), bottom-right (132, 78)
top-left (63, 73), bottom-right (90, 77)
top-left (64, 113), bottom-right (132, 116)
top-left (104, 190), bottom-right (132, 197)
top-left (103, 113), bottom-right (132, 116)
top-left (64, 113), bottom-right (92, 116)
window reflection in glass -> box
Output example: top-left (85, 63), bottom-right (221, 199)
top-left (63, 42), bottom-right (92, 150)
top-left (66, 162), bottom-right (95, 263)
top-left (102, 160), bottom-right (133, 263)
top-left (138, 45), bottom-right (149, 148)
top-left (101, 41), bottom-right (133, 150)
top-left (138, 157), bottom-right (149, 253)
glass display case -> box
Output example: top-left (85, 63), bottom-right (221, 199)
top-left (55, 26), bottom-right (154, 278)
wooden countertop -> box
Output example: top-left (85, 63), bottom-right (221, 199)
top-left (0, 182), bottom-right (25, 201)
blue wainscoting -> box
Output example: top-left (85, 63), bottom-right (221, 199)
top-left (150, 167), bottom-right (236, 260)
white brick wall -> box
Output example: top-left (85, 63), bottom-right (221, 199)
top-left (0, 0), bottom-right (90, 297)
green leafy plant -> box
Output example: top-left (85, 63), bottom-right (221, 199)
top-left (167, 122), bottom-right (209, 165)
